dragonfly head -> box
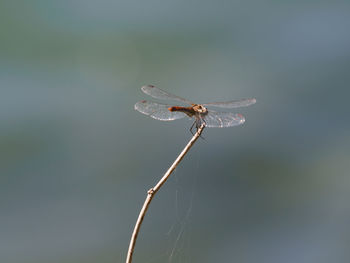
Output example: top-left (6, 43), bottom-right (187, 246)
top-left (192, 104), bottom-right (207, 114)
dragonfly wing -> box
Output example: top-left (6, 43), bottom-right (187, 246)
top-left (141, 85), bottom-right (194, 105)
top-left (204, 110), bottom-right (245, 128)
top-left (202, 98), bottom-right (256, 108)
top-left (135, 100), bottom-right (186, 121)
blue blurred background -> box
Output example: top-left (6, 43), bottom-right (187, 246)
top-left (1, 1), bottom-right (350, 263)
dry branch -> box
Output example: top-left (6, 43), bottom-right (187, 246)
top-left (126, 123), bottom-right (205, 263)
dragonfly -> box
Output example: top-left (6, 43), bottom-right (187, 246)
top-left (135, 85), bottom-right (256, 132)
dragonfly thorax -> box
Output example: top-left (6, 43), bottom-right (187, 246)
top-left (192, 104), bottom-right (207, 114)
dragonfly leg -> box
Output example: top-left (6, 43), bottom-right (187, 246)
top-left (189, 118), bottom-right (205, 137)
top-left (189, 121), bottom-right (196, 135)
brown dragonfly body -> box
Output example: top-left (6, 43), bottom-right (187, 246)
top-left (168, 104), bottom-right (208, 117)
top-left (167, 104), bottom-right (209, 132)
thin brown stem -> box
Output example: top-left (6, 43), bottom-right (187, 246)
top-left (126, 123), bottom-right (205, 263)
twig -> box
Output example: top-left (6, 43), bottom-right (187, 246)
top-left (126, 123), bottom-right (206, 263)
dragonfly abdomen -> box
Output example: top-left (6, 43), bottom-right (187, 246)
top-left (168, 106), bottom-right (195, 117)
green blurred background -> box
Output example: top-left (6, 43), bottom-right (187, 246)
top-left (1, 1), bottom-right (350, 263)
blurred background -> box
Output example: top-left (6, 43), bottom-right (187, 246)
top-left (1, 1), bottom-right (350, 263)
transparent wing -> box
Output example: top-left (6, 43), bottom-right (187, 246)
top-left (202, 98), bottom-right (256, 108)
top-left (141, 85), bottom-right (194, 105)
top-left (135, 100), bottom-right (186, 121)
top-left (204, 110), bottom-right (245, 128)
